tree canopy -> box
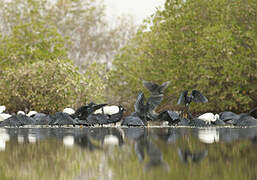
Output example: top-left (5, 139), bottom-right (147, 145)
top-left (109, 0), bottom-right (257, 113)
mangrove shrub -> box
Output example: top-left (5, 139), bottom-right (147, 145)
top-left (109, 0), bottom-right (257, 113)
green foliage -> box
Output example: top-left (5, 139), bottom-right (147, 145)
top-left (0, 23), bottom-right (67, 69)
top-left (0, 59), bottom-right (107, 113)
top-left (109, 0), bottom-right (257, 113)
top-left (0, 3), bottom-right (107, 113)
top-left (0, 59), bottom-right (106, 113)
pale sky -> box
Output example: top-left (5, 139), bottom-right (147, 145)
top-left (104, 0), bottom-right (166, 24)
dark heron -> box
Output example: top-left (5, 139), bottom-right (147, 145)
top-left (121, 92), bottom-right (163, 126)
top-left (177, 90), bottom-right (208, 119)
top-left (143, 80), bottom-right (170, 95)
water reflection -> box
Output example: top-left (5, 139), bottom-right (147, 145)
top-left (0, 127), bottom-right (256, 179)
top-left (177, 148), bottom-right (208, 163)
top-left (198, 128), bottom-right (219, 144)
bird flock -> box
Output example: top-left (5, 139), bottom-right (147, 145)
top-left (0, 80), bottom-right (256, 127)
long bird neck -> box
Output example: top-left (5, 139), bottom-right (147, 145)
top-left (187, 95), bottom-right (193, 105)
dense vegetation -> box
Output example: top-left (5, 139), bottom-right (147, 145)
top-left (109, 0), bottom-right (257, 113)
top-left (0, 0), bottom-right (115, 113)
top-left (0, 0), bottom-right (256, 114)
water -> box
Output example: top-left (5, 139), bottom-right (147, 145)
top-left (0, 127), bottom-right (256, 180)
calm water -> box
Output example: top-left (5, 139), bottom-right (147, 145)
top-left (0, 127), bottom-right (256, 180)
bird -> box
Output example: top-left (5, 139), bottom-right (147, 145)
top-left (157, 110), bottom-right (182, 125)
top-left (198, 113), bottom-right (220, 124)
top-left (71, 102), bottom-right (107, 120)
top-left (177, 90), bottom-right (208, 106)
top-left (122, 92), bottom-right (161, 126)
top-left (143, 80), bottom-right (170, 96)
top-left (177, 90), bottom-right (208, 118)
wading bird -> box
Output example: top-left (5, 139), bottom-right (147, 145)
top-left (177, 90), bottom-right (208, 119)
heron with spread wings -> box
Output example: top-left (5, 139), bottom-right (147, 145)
top-left (177, 90), bottom-right (208, 119)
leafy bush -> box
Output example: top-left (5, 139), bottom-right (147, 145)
top-left (108, 0), bottom-right (257, 113)
top-left (0, 60), bottom-right (106, 113)
top-left (0, 21), bottom-right (107, 113)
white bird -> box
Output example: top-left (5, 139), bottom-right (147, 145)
top-left (94, 105), bottom-right (119, 115)
top-left (63, 108), bottom-right (75, 115)
top-left (198, 113), bottom-right (220, 124)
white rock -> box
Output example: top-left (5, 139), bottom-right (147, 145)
top-left (94, 106), bottom-right (119, 115)
top-left (27, 111), bottom-right (37, 117)
top-left (0, 113), bottom-right (12, 121)
top-left (63, 108), bottom-right (75, 115)
top-left (0, 106), bottom-right (6, 113)
top-left (17, 111), bottom-right (26, 115)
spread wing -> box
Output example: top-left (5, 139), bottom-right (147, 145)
top-left (143, 80), bottom-right (159, 93)
top-left (177, 90), bottom-right (188, 105)
top-left (134, 92), bottom-right (145, 113)
top-left (147, 94), bottom-right (163, 111)
top-left (191, 90), bottom-right (208, 103)
top-left (160, 81), bottom-right (170, 91)
top-left (249, 108), bottom-right (257, 119)
top-left (143, 80), bottom-right (170, 95)
top-left (92, 104), bottom-right (108, 113)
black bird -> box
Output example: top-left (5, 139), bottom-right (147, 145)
top-left (71, 102), bottom-right (107, 120)
top-left (122, 92), bottom-right (162, 126)
top-left (177, 90), bottom-right (208, 118)
top-left (143, 80), bottom-right (170, 95)
top-left (157, 110), bottom-right (182, 125)
top-left (177, 90), bottom-right (208, 106)
top-left (121, 92), bottom-right (149, 126)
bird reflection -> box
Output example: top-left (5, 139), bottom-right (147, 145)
top-left (87, 128), bottom-right (124, 147)
top-left (74, 135), bottom-right (100, 151)
top-left (0, 128), bottom-right (10, 151)
top-left (156, 128), bottom-right (186, 144)
top-left (134, 133), bottom-right (169, 171)
top-left (198, 128), bottom-right (219, 144)
top-left (177, 148), bottom-right (208, 164)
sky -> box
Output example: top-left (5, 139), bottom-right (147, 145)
top-left (104, 0), bottom-right (166, 24)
